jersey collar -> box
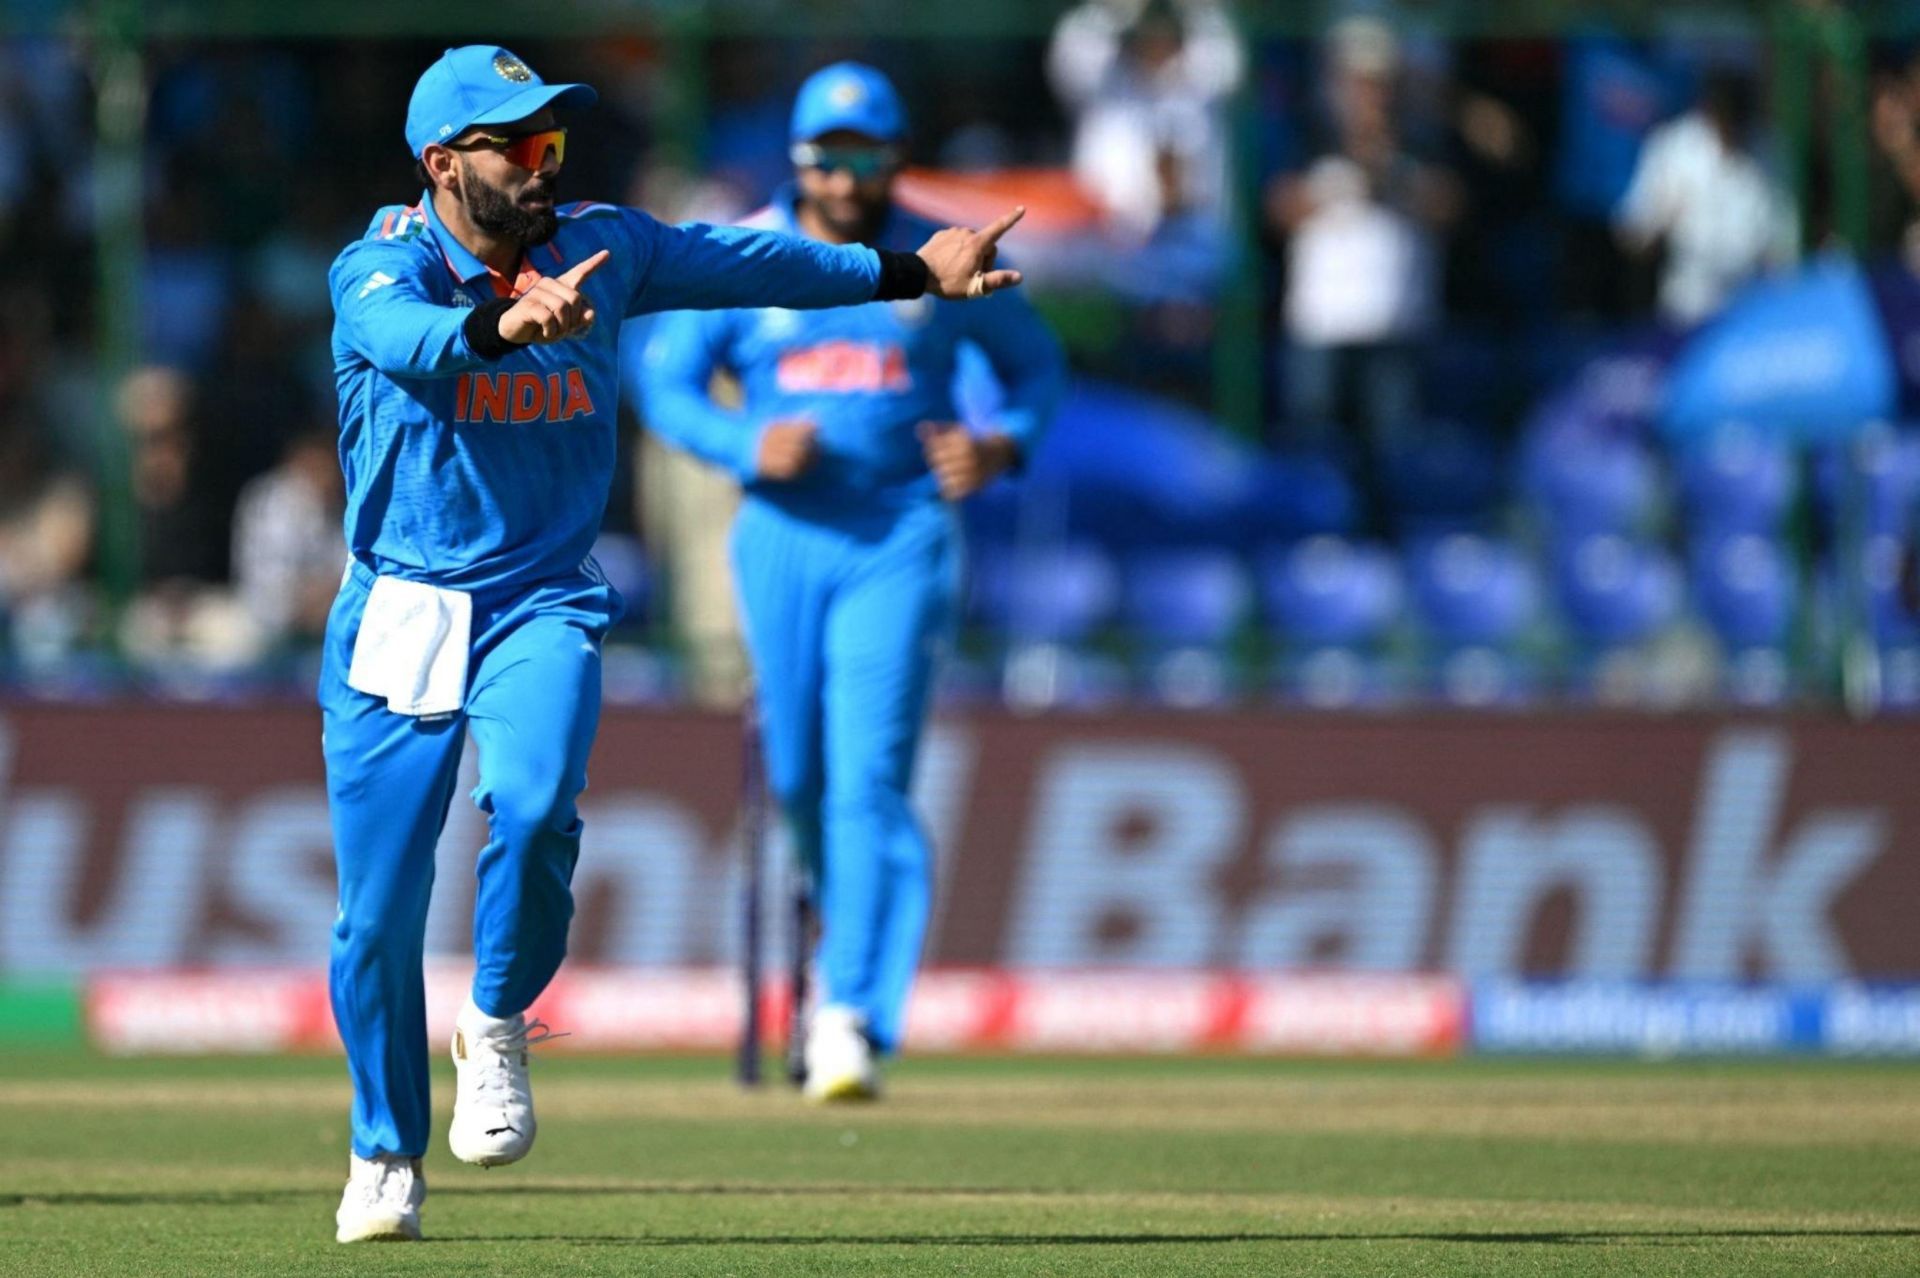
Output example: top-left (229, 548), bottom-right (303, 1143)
top-left (420, 190), bottom-right (494, 284)
top-left (421, 189), bottom-right (552, 299)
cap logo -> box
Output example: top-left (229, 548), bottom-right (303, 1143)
top-left (493, 53), bottom-right (533, 83)
top-left (829, 79), bottom-right (864, 107)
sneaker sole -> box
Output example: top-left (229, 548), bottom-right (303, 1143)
top-left (803, 1075), bottom-right (879, 1104)
top-left (448, 1127), bottom-right (534, 1168)
top-left (449, 1146), bottom-right (529, 1168)
top-left (335, 1217), bottom-right (421, 1244)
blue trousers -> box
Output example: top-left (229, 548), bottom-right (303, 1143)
top-left (319, 562), bottom-right (618, 1159)
top-left (732, 498), bottom-right (958, 1055)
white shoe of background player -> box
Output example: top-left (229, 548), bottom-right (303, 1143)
top-left (334, 1152), bottom-right (424, 1243)
top-left (803, 1004), bottom-right (880, 1102)
top-left (449, 998), bottom-right (562, 1167)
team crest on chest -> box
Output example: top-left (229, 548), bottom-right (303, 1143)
top-left (451, 289), bottom-right (478, 309)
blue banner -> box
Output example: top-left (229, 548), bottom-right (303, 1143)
top-left (1661, 259), bottom-right (1897, 445)
top-left (1472, 982), bottom-right (1920, 1055)
top-left (1473, 982), bottom-right (1823, 1055)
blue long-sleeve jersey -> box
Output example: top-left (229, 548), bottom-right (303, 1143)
top-left (328, 192), bottom-right (889, 592)
top-left (635, 188), bottom-right (1065, 516)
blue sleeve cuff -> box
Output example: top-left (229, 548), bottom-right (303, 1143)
top-left (734, 420), bottom-right (768, 481)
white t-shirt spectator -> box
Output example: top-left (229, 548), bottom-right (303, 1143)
top-left (1616, 111), bottom-right (1795, 326)
top-left (1048, 0), bottom-right (1244, 240)
top-left (1285, 156), bottom-right (1438, 347)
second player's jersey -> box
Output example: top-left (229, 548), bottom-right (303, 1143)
top-left (328, 192), bottom-right (886, 593)
top-left (636, 187), bottom-right (1065, 518)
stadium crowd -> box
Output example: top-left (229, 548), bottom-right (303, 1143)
top-left (0, 5), bottom-right (1912, 707)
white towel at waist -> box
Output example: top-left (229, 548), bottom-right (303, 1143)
top-left (346, 575), bottom-right (472, 717)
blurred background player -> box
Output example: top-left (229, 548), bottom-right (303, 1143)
top-left (324, 45), bottom-right (1026, 1242)
top-left (640, 63), bottom-right (1065, 1102)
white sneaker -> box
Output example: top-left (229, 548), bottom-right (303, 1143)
top-left (802, 1004), bottom-right (880, 1103)
top-left (449, 999), bottom-right (562, 1167)
top-left (334, 1153), bottom-right (424, 1243)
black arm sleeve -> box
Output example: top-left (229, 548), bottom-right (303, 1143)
top-left (873, 248), bottom-right (931, 302)
top-left (462, 297), bottom-right (527, 361)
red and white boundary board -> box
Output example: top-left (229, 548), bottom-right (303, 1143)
top-left (85, 967), bottom-right (1467, 1057)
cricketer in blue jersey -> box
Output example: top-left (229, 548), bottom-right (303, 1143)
top-left (323, 45), bottom-right (1029, 1243)
top-left (639, 63), bottom-right (1065, 1102)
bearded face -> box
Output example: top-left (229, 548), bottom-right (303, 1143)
top-left (452, 159), bottom-right (559, 247)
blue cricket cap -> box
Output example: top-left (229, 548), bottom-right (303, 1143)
top-left (406, 45), bottom-right (598, 157)
top-left (789, 62), bottom-right (906, 144)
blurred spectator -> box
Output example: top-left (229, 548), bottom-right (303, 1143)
top-left (199, 290), bottom-right (318, 522)
top-left (1871, 50), bottom-right (1920, 270)
top-left (230, 425), bottom-right (343, 649)
top-left (1048, 0), bottom-right (1244, 245)
top-left (0, 407), bottom-right (92, 611)
top-left (116, 365), bottom-right (257, 668)
top-left (121, 367), bottom-right (221, 586)
top-left (1443, 41), bottom-right (1550, 330)
top-left (1268, 17), bottom-right (1461, 534)
top-left (1614, 69), bottom-right (1795, 328)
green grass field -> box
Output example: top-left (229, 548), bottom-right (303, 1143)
top-left (2, 1049), bottom-right (1916, 1276)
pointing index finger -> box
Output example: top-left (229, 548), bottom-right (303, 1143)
top-left (979, 206), bottom-right (1026, 246)
top-left (558, 248), bottom-right (611, 288)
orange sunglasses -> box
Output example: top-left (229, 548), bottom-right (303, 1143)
top-left (448, 126), bottom-right (566, 170)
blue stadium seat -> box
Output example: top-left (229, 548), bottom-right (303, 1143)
top-left (1380, 425), bottom-right (1507, 536)
top-left (1023, 378), bottom-right (1250, 549)
top-left (1810, 429), bottom-right (1920, 539)
top-left (965, 541), bottom-right (1125, 709)
top-left (1692, 533), bottom-right (1797, 651)
top-left (1121, 549), bottom-right (1250, 647)
top-left (1256, 537), bottom-right (1406, 707)
top-left (1522, 431), bottom-right (1662, 540)
top-left (1408, 534), bottom-right (1542, 704)
top-left (1861, 533), bottom-right (1920, 647)
top-left (1409, 534), bottom-right (1540, 647)
top-left (972, 542), bottom-right (1118, 644)
top-left (1257, 536), bottom-right (1402, 648)
top-left (1224, 452), bottom-right (1358, 546)
top-left (1121, 549), bottom-right (1252, 707)
top-left (1553, 534), bottom-right (1683, 648)
top-left (1676, 423), bottom-right (1796, 537)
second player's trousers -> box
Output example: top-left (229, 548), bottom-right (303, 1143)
top-left (732, 497), bottom-right (958, 1056)
top-left (320, 562), bottom-right (618, 1159)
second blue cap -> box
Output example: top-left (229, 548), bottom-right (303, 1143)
top-left (790, 62), bottom-right (906, 144)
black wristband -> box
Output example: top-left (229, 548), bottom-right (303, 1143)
top-left (873, 248), bottom-right (931, 302)
top-left (463, 297), bottom-right (526, 361)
